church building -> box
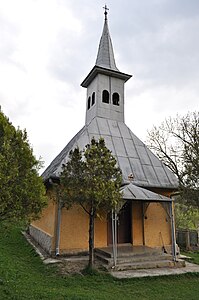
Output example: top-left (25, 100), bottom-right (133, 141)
top-left (30, 9), bottom-right (180, 266)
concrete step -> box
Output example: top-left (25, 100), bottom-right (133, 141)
top-left (95, 252), bottom-right (173, 266)
top-left (95, 248), bottom-right (113, 258)
top-left (109, 259), bottom-right (186, 271)
top-left (95, 247), bottom-right (160, 259)
top-left (95, 246), bottom-right (185, 271)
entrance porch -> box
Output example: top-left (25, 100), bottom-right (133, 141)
top-left (102, 183), bottom-right (184, 271)
top-left (95, 244), bottom-right (185, 271)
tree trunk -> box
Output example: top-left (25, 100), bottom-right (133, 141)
top-left (88, 203), bottom-right (95, 268)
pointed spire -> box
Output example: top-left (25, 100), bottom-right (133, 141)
top-left (95, 6), bottom-right (119, 71)
top-left (81, 7), bottom-right (132, 88)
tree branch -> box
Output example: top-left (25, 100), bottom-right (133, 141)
top-left (79, 203), bottom-right (90, 216)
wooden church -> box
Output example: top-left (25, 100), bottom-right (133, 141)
top-left (30, 9), bottom-right (180, 265)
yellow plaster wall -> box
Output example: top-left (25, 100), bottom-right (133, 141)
top-left (150, 188), bottom-right (173, 198)
top-left (132, 201), bottom-right (143, 245)
top-left (59, 205), bottom-right (88, 251)
top-left (59, 206), bottom-right (107, 253)
top-left (31, 187), bottom-right (174, 253)
top-left (144, 202), bottom-right (171, 247)
top-left (31, 196), bottom-right (57, 237)
top-left (95, 213), bottom-right (107, 248)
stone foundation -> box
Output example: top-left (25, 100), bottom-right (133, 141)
top-left (29, 225), bottom-right (53, 254)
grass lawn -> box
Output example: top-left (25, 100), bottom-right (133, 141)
top-left (181, 250), bottom-right (199, 265)
top-left (1, 224), bottom-right (199, 299)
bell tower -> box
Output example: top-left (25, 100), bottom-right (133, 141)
top-left (81, 6), bottom-right (132, 126)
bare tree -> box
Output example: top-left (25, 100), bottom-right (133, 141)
top-left (147, 111), bottom-right (199, 206)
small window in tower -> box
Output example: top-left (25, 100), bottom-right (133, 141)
top-left (112, 92), bottom-right (120, 106)
top-left (87, 96), bottom-right (91, 110)
top-left (92, 92), bottom-right (95, 106)
top-left (102, 90), bottom-right (109, 103)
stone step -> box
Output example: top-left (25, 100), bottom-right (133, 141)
top-left (95, 252), bottom-right (173, 266)
top-left (109, 259), bottom-right (186, 271)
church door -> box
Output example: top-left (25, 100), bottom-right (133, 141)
top-left (107, 201), bottom-right (132, 245)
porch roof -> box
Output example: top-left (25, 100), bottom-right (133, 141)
top-left (120, 183), bottom-right (172, 202)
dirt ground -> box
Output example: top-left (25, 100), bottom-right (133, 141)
top-left (57, 258), bottom-right (106, 276)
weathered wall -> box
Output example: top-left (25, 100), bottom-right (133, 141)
top-left (59, 205), bottom-right (88, 253)
top-left (30, 187), bottom-right (174, 254)
top-left (29, 225), bottom-right (53, 254)
top-left (144, 202), bottom-right (171, 247)
top-left (132, 201), bottom-right (143, 245)
top-left (30, 192), bottom-right (57, 253)
top-left (132, 199), bottom-right (172, 248)
top-left (31, 197), bottom-right (56, 237)
top-left (150, 188), bottom-right (173, 198)
top-left (95, 212), bottom-right (107, 248)
top-left (58, 200), bottom-right (171, 253)
top-left (59, 206), bottom-right (107, 254)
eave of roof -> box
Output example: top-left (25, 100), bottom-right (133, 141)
top-left (81, 65), bottom-right (132, 88)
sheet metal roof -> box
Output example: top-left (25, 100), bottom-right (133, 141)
top-left (95, 15), bottom-right (118, 71)
top-left (120, 183), bottom-right (172, 202)
top-left (42, 117), bottom-right (179, 190)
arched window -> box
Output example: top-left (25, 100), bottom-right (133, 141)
top-left (112, 92), bottom-right (120, 106)
top-left (87, 96), bottom-right (91, 110)
top-left (102, 90), bottom-right (109, 103)
top-left (92, 92), bottom-right (95, 106)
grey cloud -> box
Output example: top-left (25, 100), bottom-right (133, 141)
top-left (109, 2), bottom-right (199, 91)
top-left (0, 14), bottom-right (19, 63)
top-left (47, 25), bottom-right (101, 87)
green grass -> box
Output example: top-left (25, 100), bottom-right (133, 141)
top-left (182, 250), bottom-right (199, 265)
top-left (1, 224), bottom-right (199, 299)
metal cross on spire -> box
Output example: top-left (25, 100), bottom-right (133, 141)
top-left (103, 4), bottom-right (109, 20)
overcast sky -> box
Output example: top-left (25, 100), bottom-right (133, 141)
top-left (0, 0), bottom-right (198, 172)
